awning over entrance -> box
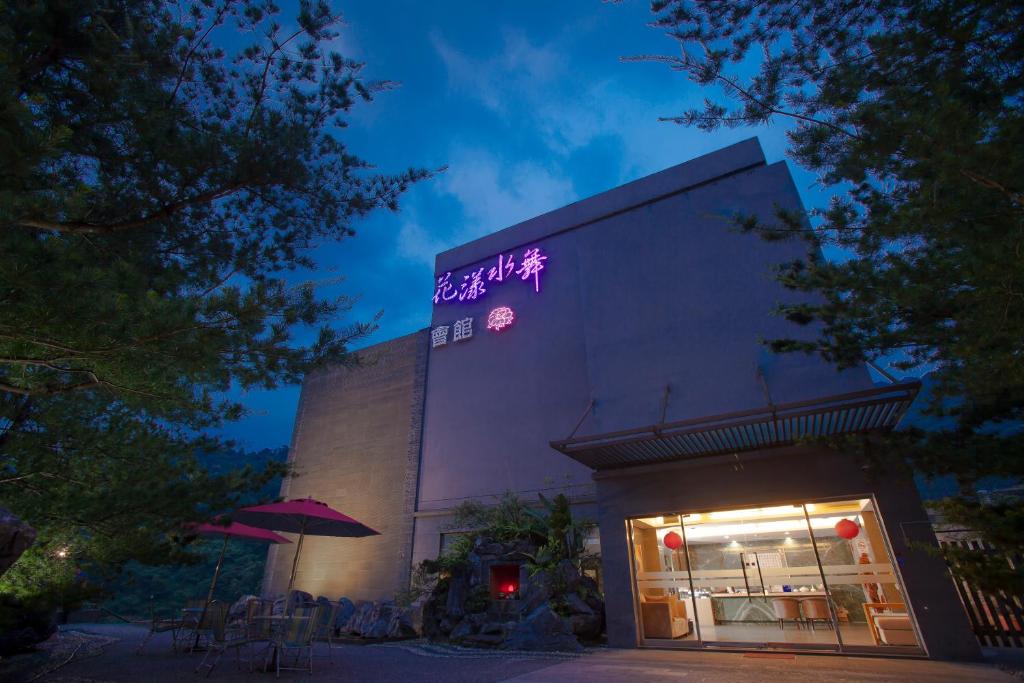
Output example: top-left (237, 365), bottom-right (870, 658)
top-left (550, 382), bottom-right (921, 470)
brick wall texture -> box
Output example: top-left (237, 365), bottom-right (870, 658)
top-left (262, 329), bottom-right (428, 601)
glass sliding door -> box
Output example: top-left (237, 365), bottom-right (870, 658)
top-left (805, 499), bottom-right (922, 651)
top-left (629, 516), bottom-right (699, 644)
top-left (628, 497), bottom-right (923, 653)
top-left (682, 505), bottom-right (838, 649)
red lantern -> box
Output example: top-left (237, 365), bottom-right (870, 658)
top-left (663, 531), bottom-right (683, 550)
top-left (835, 519), bottom-right (860, 539)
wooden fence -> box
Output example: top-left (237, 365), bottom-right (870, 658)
top-left (935, 530), bottom-right (1023, 648)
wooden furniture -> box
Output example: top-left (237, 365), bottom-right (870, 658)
top-left (639, 595), bottom-right (690, 639)
top-left (863, 602), bottom-right (910, 646)
top-left (770, 597), bottom-right (803, 629)
top-left (799, 597), bottom-right (833, 631)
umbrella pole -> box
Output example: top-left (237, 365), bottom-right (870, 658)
top-left (286, 519), bottom-right (307, 592)
top-left (194, 534), bottom-right (229, 650)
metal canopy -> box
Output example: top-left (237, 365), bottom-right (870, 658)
top-left (550, 382), bottom-right (921, 471)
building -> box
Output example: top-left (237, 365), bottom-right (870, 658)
top-left (263, 139), bottom-right (979, 659)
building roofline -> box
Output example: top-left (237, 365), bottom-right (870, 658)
top-left (434, 137), bottom-right (767, 275)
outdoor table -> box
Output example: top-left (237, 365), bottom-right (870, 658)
top-left (250, 615), bottom-right (307, 673)
top-left (180, 607), bottom-right (206, 651)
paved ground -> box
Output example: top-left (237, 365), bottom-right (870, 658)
top-left (3, 624), bottom-right (1019, 682)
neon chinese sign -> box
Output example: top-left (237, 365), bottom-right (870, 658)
top-left (432, 307), bottom-right (515, 349)
top-left (433, 247), bottom-right (548, 305)
top-left (486, 306), bottom-right (515, 332)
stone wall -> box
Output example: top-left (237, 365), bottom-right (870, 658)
top-left (262, 329), bottom-right (429, 601)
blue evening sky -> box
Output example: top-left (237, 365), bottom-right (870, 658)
top-left (218, 1), bottom-right (832, 450)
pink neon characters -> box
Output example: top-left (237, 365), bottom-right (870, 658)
top-left (515, 247), bottom-right (547, 293)
top-left (486, 306), bottom-right (515, 332)
top-left (433, 246), bottom-right (548, 305)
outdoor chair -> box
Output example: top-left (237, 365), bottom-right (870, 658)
top-left (194, 601), bottom-right (258, 677)
top-left (136, 598), bottom-right (199, 654)
top-left (188, 602), bottom-right (229, 652)
top-left (273, 604), bottom-right (321, 678)
top-left (314, 600), bottom-right (342, 662)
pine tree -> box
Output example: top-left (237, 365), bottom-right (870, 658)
top-left (0, 0), bottom-right (428, 599)
top-left (634, 0), bottom-right (1023, 591)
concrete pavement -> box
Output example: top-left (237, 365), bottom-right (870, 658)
top-left (6, 624), bottom-right (1017, 682)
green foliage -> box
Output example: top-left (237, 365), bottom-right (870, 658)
top-left (464, 585), bottom-right (489, 614)
top-left (639, 0), bottom-right (1024, 591)
top-left (446, 491), bottom-right (597, 578)
top-left (0, 446), bottom-right (285, 613)
top-left (101, 539), bottom-right (270, 620)
top-left (0, 1), bottom-right (426, 601)
top-left (437, 533), bottom-right (473, 573)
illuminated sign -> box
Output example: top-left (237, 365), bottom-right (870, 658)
top-left (432, 307), bottom-right (515, 348)
top-left (433, 247), bottom-right (548, 305)
top-left (486, 306), bottom-right (515, 332)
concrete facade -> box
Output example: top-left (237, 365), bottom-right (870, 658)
top-left (262, 330), bottom-right (428, 600)
top-left (413, 137), bottom-right (869, 565)
top-left (270, 139), bottom-right (979, 659)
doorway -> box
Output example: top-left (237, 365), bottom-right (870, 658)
top-left (628, 498), bottom-right (923, 654)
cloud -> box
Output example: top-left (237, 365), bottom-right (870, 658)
top-left (431, 29), bottom-right (564, 116)
top-left (396, 148), bottom-right (576, 270)
top-left (430, 27), bottom-right (706, 182)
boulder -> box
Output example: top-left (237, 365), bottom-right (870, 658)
top-left (229, 595), bottom-right (259, 622)
top-left (569, 613), bottom-right (603, 641)
top-left (286, 589), bottom-right (314, 613)
top-left (449, 617), bottom-right (475, 642)
top-left (361, 601), bottom-right (396, 639)
top-left (521, 569), bottom-right (553, 613)
top-left (564, 593), bottom-right (593, 616)
top-left (334, 597), bottom-right (356, 628)
top-left (406, 594), bottom-right (428, 635)
top-left (0, 507), bottom-right (35, 577)
top-left (341, 600), bottom-right (373, 634)
top-left (500, 605), bottom-right (583, 652)
top-left (0, 595), bottom-right (56, 656)
top-left (445, 566), bottom-right (470, 619)
top-left (386, 605), bottom-right (418, 639)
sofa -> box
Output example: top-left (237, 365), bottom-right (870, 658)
top-left (639, 594), bottom-right (690, 639)
top-left (875, 614), bottom-right (916, 646)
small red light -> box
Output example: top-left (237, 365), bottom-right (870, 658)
top-left (505, 583), bottom-right (516, 593)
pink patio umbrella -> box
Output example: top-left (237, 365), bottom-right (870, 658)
top-left (190, 520), bottom-right (291, 646)
top-left (233, 497), bottom-right (379, 591)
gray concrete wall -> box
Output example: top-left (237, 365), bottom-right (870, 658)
top-left (593, 447), bottom-right (980, 660)
top-left (263, 330), bottom-right (428, 601)
top-left (415, 139), bottom-right (873, 561)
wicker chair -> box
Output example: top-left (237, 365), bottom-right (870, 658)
top-left (135, 598), bottom-right (201, 654)
top-left (273, 605), bottom-right (321, 678)
top-left (314, 600), bottom-right (342, 662)
top-left (194, 602), bottom-right (258, 677)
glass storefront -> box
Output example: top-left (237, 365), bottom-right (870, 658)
top-left (629, 498), bottom-right (922, 653)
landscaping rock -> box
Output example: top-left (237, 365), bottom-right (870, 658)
top-left (569, 613), bottom-right (603, 641)
top-left (445, 566), bottom-right (470, 619)
top-left (342, 600), bottom-right (373, 634)
top-left (500, 605), bottom-right (583, 652)
top-left (564, 592), bottom-right (593, 615)
top-left (335, 597), bottom-right (356, 628)
top-left (521, 569), bottom-right (553, 613)
top-left (386, 604), bottom-right (418, 639)
top-left (449, 617), bottom-right (476, 642)
top-left (362, 601), bottom-right (396, 639)
top-left (406, 595), bottom-right (428, 635)
top-left (0, 507), bottom-right (35, 577)
top-left (229, 595), bottom-right (259, 622)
